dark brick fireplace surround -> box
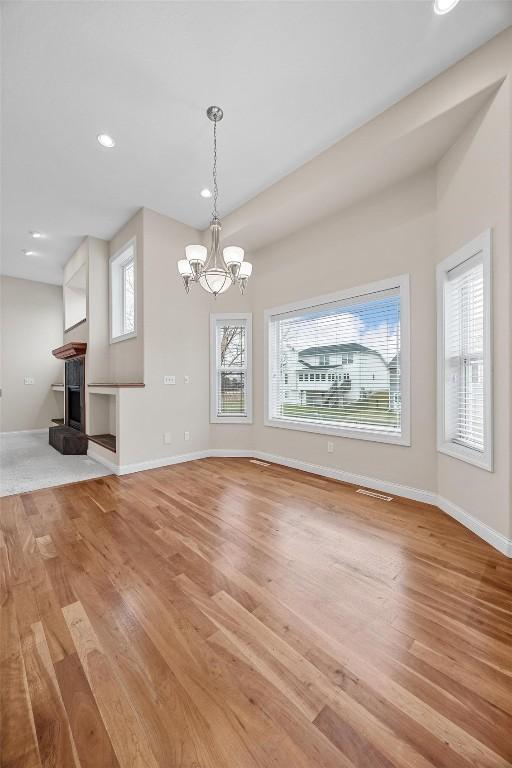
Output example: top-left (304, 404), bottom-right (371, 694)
top-left (49, 342), bottom-right (88, 454)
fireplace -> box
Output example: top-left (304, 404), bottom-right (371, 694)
top-left (49, 342), bottom-right (88, 454)
top-left (67, 387), bottom-right (81, 430)
top-left (64, 356), bottom-right (85, 432)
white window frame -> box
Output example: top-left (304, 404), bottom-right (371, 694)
top-left (210, 313), bottom-right (253, 424)
top-left (110, 237), bottom-right (137, 344)
top-left (264, 274), bottom-right (410, 445)
top-left (436, 229), bottom-right (492, 471)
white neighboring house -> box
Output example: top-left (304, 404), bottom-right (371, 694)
top-left (282, 343), bottom-right (392, 407)
top-left (388, 353), bottom-right (400, 411)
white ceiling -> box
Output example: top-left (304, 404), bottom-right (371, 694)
top-left (2, 1), bottom-right (512, 285)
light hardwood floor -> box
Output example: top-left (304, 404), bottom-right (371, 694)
top-left (1, 457), bottom-right (512, 768)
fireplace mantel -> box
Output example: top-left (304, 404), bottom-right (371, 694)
top-left (52, 342), bottom-right (87, 360)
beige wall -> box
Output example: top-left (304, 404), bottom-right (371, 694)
top-left (212, 85), bottom-right (512, 541)
top-left (209, 29), bottom-right (512, 544)
top-left (0, 276), bottom-right (63, 431)
top-left (114, 208), bottom-right (210, 465)
top-left (212, 171), bottom-right (439, 493)
top-left (108, 210), bottom-right (145, 383)
top-left (105, 84), bottom-right (511, 544)
top-left (63, 238), bottom-right (88, 345)
top-left (436, 81), bottom-right (511, 539)
top-left (87, 236), bottom-right (110, 384)
top-left (62, 235), bottom-right (110, 434)
top-left (80, 27), bottom-right (512, 549)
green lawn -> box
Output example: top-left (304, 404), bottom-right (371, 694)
top-left (281, 401), bottom-right (399, 428)
top-left (220, 391), bottom-right (400, 428)
top-left (220, 391), bottom-right (245, 414)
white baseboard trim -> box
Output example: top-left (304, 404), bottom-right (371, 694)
top-left (87, 446), bottom-right (211, 476)
top-left (208, 448), bottom-right (254, 459)
top-left (252, 450), bottom-right (437, 505)
top-left (0, 428), bottom-right (49, 436)
top-left (437, 495), bottom-right (512, 558)
top-left (253, 451), bottom-right (510, 557)
top-left (87, 446), bottom-right (120, 474)
top-left (87, 444), bottom-right (511, 558)
top-left (118, 450), bottom-right (211, 476)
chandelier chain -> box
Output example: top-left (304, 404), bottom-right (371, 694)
top-left (212, 119), bottom-right (218, 221)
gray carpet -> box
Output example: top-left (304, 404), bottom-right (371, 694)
top-left (0, 430), bottom-right (110, 496)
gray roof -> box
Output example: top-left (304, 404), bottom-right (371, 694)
top-left (297, 342), bottom-right (387, 368)
top-left (299, 342), bottom-right (372, 356)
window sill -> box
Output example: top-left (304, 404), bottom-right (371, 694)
top-left (265, 416), bottom-right (410, 446)
top-left (211, 416), bottom-right (253, 425)
top-left (438, 440), bottom-right (493, 472)
top-left (64, 317), bottom-right (87, 333)
top-left (110, 330), bottom-right (137, 344)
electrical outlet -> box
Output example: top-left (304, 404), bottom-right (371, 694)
top-left (184, 431), bottom-right (190, 441)
top-left (184, 375), bottom-right (190, 384)
top-left (24, 377), bottom-right (34, 385)
top-left (163, 375), bottom-right (176, 385)
top-left (163, 432), bottom-right (172, 445)
top-left (327, 441), bottom-right (334, 454)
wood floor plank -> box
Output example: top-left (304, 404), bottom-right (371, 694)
top-left (53, 652), bottom-right (119, 768)
top-left (0, 550), bottom-right (42, 768)
top-left (2, 457), bottom-right (511, 768)
top-left (68, 573), bottom-right (222, 768)
top-left (62, 601), bottom-right (159, 768)
top-left (21, 621), bottom-right (82, 768)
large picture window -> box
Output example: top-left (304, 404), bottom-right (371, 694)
top-left (265, 276), bottom-right (410, 444)
top-left (437, 230), bottom-right (492, 470)
top-left (210, 313), bottom-right (252, 424)
top-left (110, 239), bottom-right (136, 343)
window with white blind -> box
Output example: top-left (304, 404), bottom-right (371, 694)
top-left (210, 313), bottom-right (252, 424)
top-left (110, 239), bottom-right (136, 343)
top-left (437, 230), bottom-right (492, 471)
top-left (264, 275), bottom-right (410, 444)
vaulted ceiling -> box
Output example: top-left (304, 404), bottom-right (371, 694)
top-left (2, 1), bottom-right (512, 284)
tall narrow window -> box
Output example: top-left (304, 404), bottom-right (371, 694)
top-left (265, 275), bottom-right (410, 444)
top-left (122, 259), bottom-right (135, 335)
top-left (437, 230), bottom-right (492, 470)
top-left (110, 239), bottom-right (136, 342)
top-left (210, 314), bottom-right (252, 423)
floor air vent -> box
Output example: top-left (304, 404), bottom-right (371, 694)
top-left (356, 488), bottom-right (393, 501)
top-left (250, 459), bottom-right (271, 467)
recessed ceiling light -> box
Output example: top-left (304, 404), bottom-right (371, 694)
top-left (22, 249), bottom-right (36, 256)
top-left (30, 230), bottom-right (42, 239)
top-left (97, 133), bottom-right (116, 148)
top-left (200, 188), bottom-right (212, 198)
top-left (433, 0), bottom-right (461, 14)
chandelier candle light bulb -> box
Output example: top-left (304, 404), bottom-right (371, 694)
top-left (223, 246), bottom-right (244, 278)
top-left (177, 106), bottom-right (252, 297)
top-left (238, 260), bottom-right (252, 293)
top-left (177, 258), bottom-right (193, 292)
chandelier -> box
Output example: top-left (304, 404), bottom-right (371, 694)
top-left (177, 106), bottom-right (252, 296)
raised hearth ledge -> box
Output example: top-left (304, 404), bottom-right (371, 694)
top-left (88, 433), bottom-right (116, 452)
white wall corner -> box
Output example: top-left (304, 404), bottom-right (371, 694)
top-left (87, 445), bottom-right (120, 475)
top-left (103, 449), bottom-right (212, 476)
top-left (436, 495), bottom-right (512, 558)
